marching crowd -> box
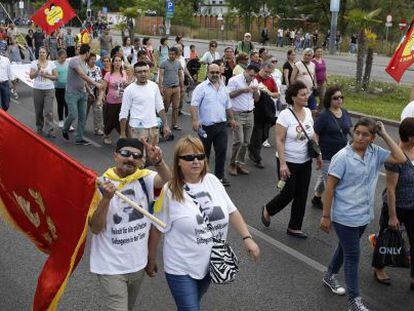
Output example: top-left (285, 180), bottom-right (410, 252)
top-left (0, 24), bottom-right (414, 311)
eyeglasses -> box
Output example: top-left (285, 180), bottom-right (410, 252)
top-left (118, 149), bottom-right (144, 160)
top-left (178, 154), bottom-right (206, 161)
top-left (210, 45), bottom-right (217, 48)
top-left (332, 95), bottom-right (344, 100)
top-left (209, 71), bottom-right (220, 74)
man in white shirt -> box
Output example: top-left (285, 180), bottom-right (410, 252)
top-left (0, 55), bottom-right (15, 111)
top-left (277, 28), bottom-right (284, 47)
top-left (227, 65), bottom-right (260, 176)
top-left (120, 61), bottom-right (170, 143)
top-left (89, 138), bottom-right (171, 311)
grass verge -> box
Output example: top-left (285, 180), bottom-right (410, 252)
top-left (327, 75), bottom-right (410, 121)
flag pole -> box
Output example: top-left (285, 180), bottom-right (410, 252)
top-left (96, 179), bottom-right (167, 228)
top-left (0, 2), bottom-right (35, 60)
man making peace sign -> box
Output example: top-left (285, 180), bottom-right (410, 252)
top-left (88, 138), bottom-right (170, 311)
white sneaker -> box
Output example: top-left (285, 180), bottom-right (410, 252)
top-left (262, 139), bottom-right (271, 148)
top-left (58, 121), bottom-right (64, 128)
top-left (348, 297), bottom-right (369, 311)
top-left (323, 272), bottom-right (346, 296)
top-left (69, 126), bottom-right (75, 132)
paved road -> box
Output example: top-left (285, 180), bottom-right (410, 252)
top-left (1, 84), bottom-right (413, 311)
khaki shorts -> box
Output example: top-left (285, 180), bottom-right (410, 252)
top-left (97, 270), bottom-right (145, 311)
top-left (129, 126), bottom-right (159, 144)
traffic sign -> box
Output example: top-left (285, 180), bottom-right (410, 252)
top-left (102, 6), bottom-right (108, 14)
top-left (385, 22), bottom-right (392, 27)
top-left (165, 0), bottom-right (174, 18)
top-left (399, 19), bottom-right (407, 31)
top-left (386, 15), bottom-right (392, 23)
top-left (19, 1), bottom-right (24, 9)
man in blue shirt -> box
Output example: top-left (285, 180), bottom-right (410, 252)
top-left (190, 63), bottom-right (236, 186)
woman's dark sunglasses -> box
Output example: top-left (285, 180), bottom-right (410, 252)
top-left (210, 45), bottom-right (217, 47)
top-left (178, 154), bottom-right (206, 161)
top-left (118, 149), bottom-right (144, 160)
top-left (332, 95), bottom-right (344, 100)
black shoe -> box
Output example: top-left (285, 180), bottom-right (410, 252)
top-left (62, 130), bottom-right (69, 140)
top-left (311, 196), bottom-right (323, 209)
top-left (220, 178), bottom-right (231, 187)
top-left (75, 139), bottom-right (91, 146)
top-left (286, 229), bottom-right (308, 239)
top-left (254, 161), bottom-right (265, 169)
top-left (261, 205), bottom-right (271, 227)
top-left (248, 152), bottom-right (259, 163)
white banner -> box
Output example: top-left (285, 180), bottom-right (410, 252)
top-left (11, 63), bottom-right (34, 88)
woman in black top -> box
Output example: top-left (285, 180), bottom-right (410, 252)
top-left (282, 49), bottom-right (296, 86)
top-left (311, 86), bottom-right (352, 209)
top-left (372, 117), bottom-right (414, 289)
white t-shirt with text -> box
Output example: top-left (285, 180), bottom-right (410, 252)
top-left (277, 108), bottom-right (314, 163)
top-left (90, 173), bottom-right (156, 275)
top-left (156, 173), bottom-right (237, 279)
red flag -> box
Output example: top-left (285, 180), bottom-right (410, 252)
top-left (0, 110), bottom-right (99, 311)
top-left (31, 0), bottom-right (77, 35)
top-left (385, 20), bottom-right (414, 83)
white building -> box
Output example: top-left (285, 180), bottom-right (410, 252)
top-left (199, 0), bottom-right (229, 16)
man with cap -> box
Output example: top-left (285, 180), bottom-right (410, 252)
top-left (235, 33), bottom-right (255, 55)
top-left (89, 137), bottom-right (170, 311)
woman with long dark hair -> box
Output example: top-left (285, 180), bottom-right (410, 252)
top-left (97, 55), bottom-right (127, 144)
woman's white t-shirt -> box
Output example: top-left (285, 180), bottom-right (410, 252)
top-left (156, 173), bottom-right (237, 279)
top-left (200, 51), bottom-right (220, 64)
top-left (277, 107), bottom-right (314, 163)
top-left (90, 172), bottom-right (156, 275)
top-left (30, 60), bottom-right (56, 90)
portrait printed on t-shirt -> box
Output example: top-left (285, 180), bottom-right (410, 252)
top-left (113, 188), bottom-right (144, 224)
top-left (193, 190), bottom-right (225, 225)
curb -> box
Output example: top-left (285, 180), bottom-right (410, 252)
top-left (348, 111), bottom-right (399, 128)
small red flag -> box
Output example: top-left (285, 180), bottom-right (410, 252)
top-left (0, 110), bottom-right (99, 311)
top-left (385, 20), bottom-right (414, 83)
top-left (31, 0), bottom-right (77, 35)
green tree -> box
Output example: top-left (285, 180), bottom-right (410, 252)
top-left (227, 0), bottom-right (264, 33)
top-left (346, 8), bottom-right (381, 90)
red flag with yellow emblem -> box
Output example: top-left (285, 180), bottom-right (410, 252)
top-left (385, 20), bottom-right (414, 83)
top-left (31, 0), bottom-right (77, 35)
top-left (0, 110), bottom-right (99, 310)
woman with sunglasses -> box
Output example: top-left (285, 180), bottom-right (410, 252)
top-left (146, 135), bottom-right (260, 311)
top-left (320, 118), bottom-right (405, 310)
top-left (311, 87), bottom-right (352, 210)
top-left (200, 40), bottom-right (220, 65)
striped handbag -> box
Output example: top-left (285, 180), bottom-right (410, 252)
top-left (184, 185), bottom-right (239, 284)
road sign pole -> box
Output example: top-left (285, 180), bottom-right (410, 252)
top-left (329, 0), bottom-right (340, 55)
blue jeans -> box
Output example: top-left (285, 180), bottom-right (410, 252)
top-left (328, 222), bottom-right (367, 299)
top-left (0, 81), bottom-right (10, 111)
top-left (165, 273), bottom-right (211, 311)
top-left (63, 91), bottom-right (87, 142)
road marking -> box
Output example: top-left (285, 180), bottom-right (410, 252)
top-left (248, 225), bottom-right (327, 273)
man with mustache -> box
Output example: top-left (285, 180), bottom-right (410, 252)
top-left (88, 138), bottom-right (170, 311)
top-left (190, 63), bottom-right (236, 187)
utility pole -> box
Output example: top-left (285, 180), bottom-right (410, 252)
top-left (329, 0), bottom-right (340, 55)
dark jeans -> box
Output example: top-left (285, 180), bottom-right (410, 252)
top-left (199, 122), bottom-right (228, 180)
top-left (55, 87), bottom-right (68, 121)
top-left (103, 103), bottom-right (121, 136)
top-left (265, 160), bottom-right (312, 230)
top-left (328, 222), bottom-right (367, 300)
top-left (249, 120), bottom-right (271, 162)
top-left (165, 273), bottom-right (211, 311)
top-left (372, 203), bottom-right (414, 277)
top-left (0, 81), bottom-right (10, 111)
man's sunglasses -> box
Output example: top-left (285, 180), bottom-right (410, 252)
top-left (178, 154), bottom-right (206, 161)
top-left (118, 149), bottom-right (144, 160)
top-left (210, 44), bottom-right (217, 47)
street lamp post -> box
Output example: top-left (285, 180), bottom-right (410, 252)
top-left (329, 0), bottom-right (340, 55)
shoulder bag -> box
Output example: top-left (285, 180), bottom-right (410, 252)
top-left (301, 61), bottom-right (318, 96)
top-left (184, 185), bottom-right (239, 284)
top-left (289, 108), bottom-right (321, 158)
